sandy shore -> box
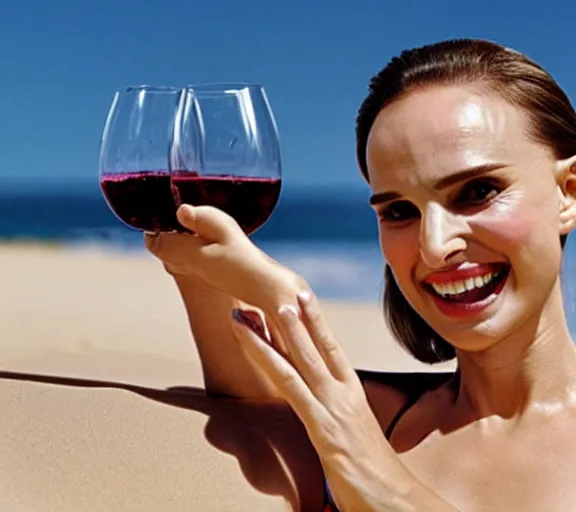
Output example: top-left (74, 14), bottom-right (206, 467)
top-left (0, 245), bottom-right (453, 511)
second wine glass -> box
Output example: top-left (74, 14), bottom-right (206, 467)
top-left (170, 83), bottom-right (282, 235)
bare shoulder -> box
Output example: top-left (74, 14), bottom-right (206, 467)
top-left (357, 369), bottom-right (455, 434)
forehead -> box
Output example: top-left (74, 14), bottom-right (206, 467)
top-left (365, 85), bottom-right (549, 190)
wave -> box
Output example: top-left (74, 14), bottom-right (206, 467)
top-left (259, 241), bottom-right (385, 301)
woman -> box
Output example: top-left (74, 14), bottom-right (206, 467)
top-left (147, 39), bottom-right (576, 511)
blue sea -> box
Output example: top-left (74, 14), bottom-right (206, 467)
top-left (0, 185), bottom-right (385, 301)
top-left (2, 185), bottom-right (575, 334)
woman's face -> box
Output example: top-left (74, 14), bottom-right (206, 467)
top-left (366, 85), bottom-right (571, 351)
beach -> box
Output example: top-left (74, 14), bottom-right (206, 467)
top-left (0, 243), bottom-right (454, 511)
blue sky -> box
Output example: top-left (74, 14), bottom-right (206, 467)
top-left (1, 0), bottom-right (575, 193)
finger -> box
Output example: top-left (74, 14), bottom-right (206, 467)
top-left (175, 205), bottom-right (197, 230)
top-left (297, 290), bottom-right (354, 382)
top-left (144, 231), bottom-right (168, 255)
top-left (273, 304), bottom-right (333, 392)
top-left (177, 204), bottom-right (244, 244)
top-left (267, 316), bottom-right (289, 356)
top-left (144, 231), bottom-right (210, 279)
top-left (231, 309), bottom-right (326, 425)
top-left (144, 230), bottom-right (203, 257)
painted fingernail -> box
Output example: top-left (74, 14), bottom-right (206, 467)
top-left (232, 309), bottom-right (267, 339)
top-left (232, 308), bottom-right (244, 323)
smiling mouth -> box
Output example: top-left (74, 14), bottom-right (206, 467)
top-left (425, 266), bottom-right (510, 304)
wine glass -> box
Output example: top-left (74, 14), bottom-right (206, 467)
top-left (99, 85), bottom-right (182, 232)
top-left (170, 83), bottom-right (282, 235)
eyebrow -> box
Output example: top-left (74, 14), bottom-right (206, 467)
top-left (368, 163), bottom-right (509, 206)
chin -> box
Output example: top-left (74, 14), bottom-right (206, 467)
top-left (441, 324), bottom-right (515, 354)
top-left (433, 301), bottom-right (548, 355)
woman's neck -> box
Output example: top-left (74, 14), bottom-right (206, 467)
top-left (454, 283), bottom-right (576, 420)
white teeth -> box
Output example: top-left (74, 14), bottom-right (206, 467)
top-left (430, 272), bottom-right (500, 297)
top-left (455, 281), bottom-right (466, 294)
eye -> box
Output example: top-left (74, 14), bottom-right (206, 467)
top-left (456, 179), bottom-right (500, 205)
top-left (379, 200), bottom-right (420, 223)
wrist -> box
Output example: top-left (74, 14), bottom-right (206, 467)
top-left (171, 270), bottom-right (203, 286)
top-left (257, 266), bottom-right (309, 311)
top-left (167, 264), bottom-right (215, 291)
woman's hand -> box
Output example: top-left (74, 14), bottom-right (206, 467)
top-left (145, 205), bottom-right (307, 313)
top-left (231, 292), bottom-right (460, 512)
top-left (230, 291), bottom-right (409, 511)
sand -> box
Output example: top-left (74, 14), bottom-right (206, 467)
top-left (0, 245), bottom-right (454, 511)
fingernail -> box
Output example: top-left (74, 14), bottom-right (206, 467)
top-left (232, 308), bottom-right (244, 323)
top-left (232, 309), bottom-right (267, 339)
top-left (278, 304), bottom-right (299, 317)
top-left (297, 289), bottom-right (312, 303)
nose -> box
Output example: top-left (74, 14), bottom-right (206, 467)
top-left (420, 202), bottom-right (468, 268)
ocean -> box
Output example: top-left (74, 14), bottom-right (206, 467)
top-left (0, 186), bottom-right (385, 301)
top-left (1, 185), bottom-right (575, 334)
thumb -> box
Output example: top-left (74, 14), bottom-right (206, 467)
top-left (176, 204), bottom-right (242, 243)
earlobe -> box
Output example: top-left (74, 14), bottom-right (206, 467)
top-left (560, 208), bottom-right (576, 235)
top-left (558, 156), bottom-right (576, 235)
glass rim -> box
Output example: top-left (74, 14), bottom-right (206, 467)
top-left (118, 85), bottom-right (180, 94)
top-left (184, 82), bottom-right (264, 92)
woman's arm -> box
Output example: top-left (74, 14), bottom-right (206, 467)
top-left (146, 206), bottom-right (308, 398)
top-left (172, 273), bottom-right (279, 398)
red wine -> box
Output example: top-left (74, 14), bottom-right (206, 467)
top-left (100, 171), bottom-right (185, 232)
top-left (100, 171), bottom-right (281, 234)
top-left (172, 173), bottom-right (281, 234)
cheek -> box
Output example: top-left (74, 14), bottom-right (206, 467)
top-left (379, 224), bottom-right (420, 274)
top-left (470, 191), bottom-right (543, 246)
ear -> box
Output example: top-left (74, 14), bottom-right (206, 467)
top-left (557, 155), bottom-right (576, 235)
